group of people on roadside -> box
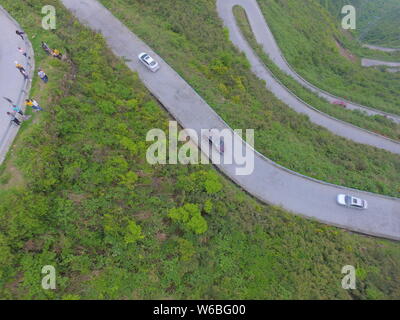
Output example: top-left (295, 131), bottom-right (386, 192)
top-left (41, 41), bottom-right (63, 60)
top-left (7, 30), bottom-right (66, 128)
top-left (5, 30), bottom-right (51, 127)
top-left (7, 99), bottom-right (43, 126)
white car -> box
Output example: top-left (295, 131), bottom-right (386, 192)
top-left (138, 52), bottom-right (160, 72)
top-left (337, 194), bottom-right (368, 210)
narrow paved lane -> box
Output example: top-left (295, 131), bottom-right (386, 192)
top-left (0, 6), bottom-right (34, 163)
top-left (217, 0), bottom-right (400, 125)
top-left (216, 0), bottom-right (400, 154)
top-left (362, 44), bottom-right (400, 53)
top-left (362, 58), bottom-right (400, 68)
top-left (61, 0), bottom-right (400, 241)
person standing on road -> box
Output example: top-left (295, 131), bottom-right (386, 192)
top-left (15, 61), bottom-right (28, 79)
top-left (3, 97), bottom-right (15, 105)
top-left (18, 47), bottom-right (28, 58)
top-left (3, 97), bottom-right (20, 112)
top-left (16, 30), bottom-right (25, 40)
top-left (38, 68), bottom-right (48, 83)
top-left (7, 111), bottom-right (22, 126)
top-left (12, 104), bottom-right (24, 115)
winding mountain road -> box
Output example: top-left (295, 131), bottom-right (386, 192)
top-left (362, 44), bottom-right (400, 53)
top-left (362, 58), bottom-right (400, 68)
top-left (216, 0), bottom-right (400, 154)
top-left (60, 0), bottom-right (400, 241)
top-left (361, 45), bottom-right (400, 72)
top-left (217, 0), bottom-right (400, 126)
top-left (0, 6), bottom-right (33, 164)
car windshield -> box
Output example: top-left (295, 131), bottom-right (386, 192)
top-left (351, 197), bottom-right (362, 206)
top-left (142, 54), bottom-right (152, 62)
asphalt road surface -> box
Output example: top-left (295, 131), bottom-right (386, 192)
top-left (361, 45), bottom-right (400, 72)
top-left (60, 0), bottom-right (400, 240)
top-left (362, 44), bottom-right (400, 53)
top-left (362, 58), bottom-right (400, 68)
top-left (0, 6), bottom-right (33, 163)
top-left (217, 0), bottom-right (400, 126)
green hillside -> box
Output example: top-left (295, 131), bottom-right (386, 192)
top-left (232, 5), bottom-right (400, 141)
top-left (96, 0), bottom-right (400, 198)
top-left (255, 0), bottom-right (400, 116)
top-left (319, 0), bottom-right (400, 48)
top-left (0, 0), bottom-right (399, 300)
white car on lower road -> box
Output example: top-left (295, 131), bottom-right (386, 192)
top-left (337, 194), bottom-right (368, 210)
top-left (138, 52), bottom-right (160, 72)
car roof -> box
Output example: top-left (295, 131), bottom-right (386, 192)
top-left (350, 197), bottom-right (363, 206)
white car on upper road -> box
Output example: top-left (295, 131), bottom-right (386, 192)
top-left (337, 194), bottom-right (368, 210)
top-left (138, 52), bottom-right (160, 72)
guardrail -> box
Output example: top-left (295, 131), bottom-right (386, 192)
top-left (0, 5), bottom-right (35, 164)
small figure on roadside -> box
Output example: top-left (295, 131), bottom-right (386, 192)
top-left (18, 47), bottom-right (28, 58)
top-left (204, 130), bottom-right (225, 155)
top-left (3, 97), bottom-right (14, 105)
top-left (15, 61), bottom-right (28, 79)
top-left (25, 99), bottom-right (43, 112)
top-left (41, 41), bottom-right (52, 55)
top-left (219, 137), bottom-right (225, 154)
top-left (12, 104), bottom-right (24, 115)
top-left (16, 30), bottom-right (25, 40)
top-left (7, 111), bottom-right (23, 126)
top-left (51, 49), bottom-right (63, 60)
top-left (38, 68), bottom-right (49, 83)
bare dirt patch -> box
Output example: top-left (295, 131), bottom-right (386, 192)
top-left (335, 39), bottom-right (357, 62)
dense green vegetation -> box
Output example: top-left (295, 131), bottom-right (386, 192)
top-left (347, 41), bottom-right (400, 64)
top-left (255, 0), bottom-right (400, 116)
top-left (98, 0), bottom-right (400, 197)
top-left (319, 0), bottom-right (400, 48)
top-left (233, 5), bottom-right (400, 141)
top-left (0, 0), bottom-right (399, 300)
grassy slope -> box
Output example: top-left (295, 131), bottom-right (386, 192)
top-left (0, 0), bottom-right (399, 300)
top-left (319, 0), bottom-right (400, 49)
top-left (232, 5), bottom-right (400, 141)
top-left (346, 41), bottom-right (400, 63)
top-left (256, 0), bottom-right (400, 116)
top-left (97, 0), bottom-right (400, 198)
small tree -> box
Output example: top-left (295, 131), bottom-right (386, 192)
top-left (124, 220), bottom-right (144, 244)
top-left (168, 203), bottom-right (208, 234)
